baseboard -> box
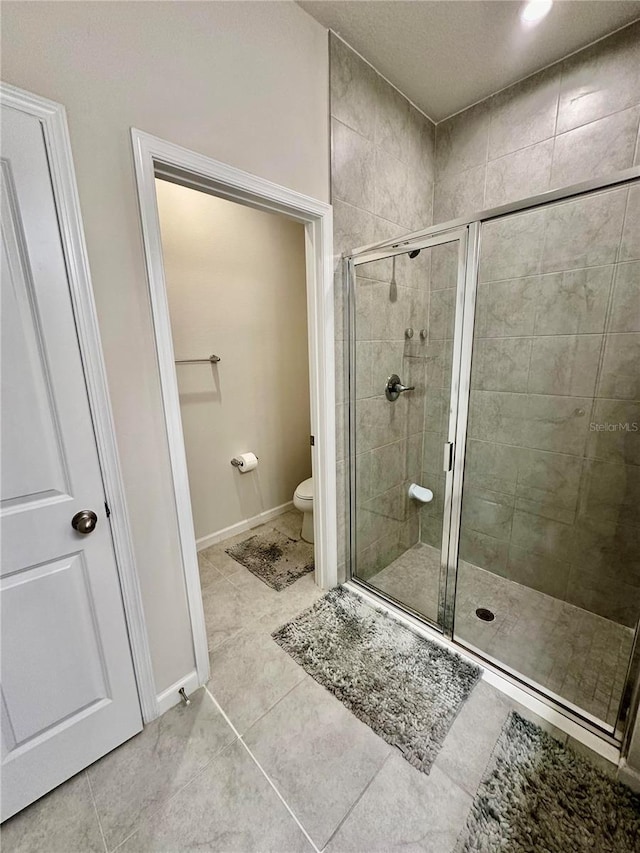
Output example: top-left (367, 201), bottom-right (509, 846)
top-left (155, 670), bottom-right (201, 717)
top-left (195, 501), bottom-right (294, 551)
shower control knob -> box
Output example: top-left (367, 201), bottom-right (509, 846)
top-left (385, 374), bottom-right (415, 401)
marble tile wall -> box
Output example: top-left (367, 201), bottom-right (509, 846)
top-left (353, 251), bottom-right (433, 580)
top-left (331, 24), bottom-right (639, 624)
top-left (330, 34), bottom-right (436, 581)
top-left (420, 241), bottom-right (458, 550)
top-left (433, 22), bottom-right (640, 224)
top-left (432, 22), bottom-right (640, 626)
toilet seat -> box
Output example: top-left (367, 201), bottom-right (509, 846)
top-left (294, 477), bottom-right (313, 503)
top-left (293, 477), bottom-right (314, 543)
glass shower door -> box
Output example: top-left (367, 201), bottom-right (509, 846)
top-left (453, 180), bottom-right (640, 733)
top-left (348, 230), bottom-right (467, 628)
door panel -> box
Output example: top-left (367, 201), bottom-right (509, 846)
top-left (349, 234), bottom-right (467, 628)
top-left (452, 182), bottom-right (640, 733)
top-left (2, 555), bottom-right (108, 746)
top-left (1, 104), bottom-right (142, 821)
top-left (0, 189), bottom-right (69, 502)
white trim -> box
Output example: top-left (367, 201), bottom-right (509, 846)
top-left (130, 130), bottom-right (337, 693)
top-left (481, 669), bottom-right (620, 765)
top-left (155, 670), bottom-right (201, 717)
top-left (0, 84), bottom-right (157, 722)
top-left (196, 501), bottom-right (295, 552)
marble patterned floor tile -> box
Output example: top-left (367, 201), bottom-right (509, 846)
top-left (226, 565), bottom-right (284, 611)
top-left (454, 562), bottom-right (634, 727)
top-left (197, 550), bottom-right (224, 590)
top-left (200, 530), bottom-right (265, 577)
top-left (87, 688), bottom-right (236, 851)
top-left (367, 543), bottom-right (441, 622)
top-left (118, 740), bottom-right (314, 853)
top-left (201, 576), bottom-right (273, 651)
top-left (326, 755), bottom-right (472, 853)
top-left (0, 772), bottom-right (104, 853)
top-left (270, 509), bottom-right (305, 541)
top-left (254, 572), bottom-right (325, 634)
top-left (243, 676), bottom-right (391, 849)
top-left (208, 623), bottom-right (306, 735)
top-left (433, 680), bottom-right (511, 797)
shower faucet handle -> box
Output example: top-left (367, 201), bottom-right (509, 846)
top-left (385, 374), bottom-right (415, 401)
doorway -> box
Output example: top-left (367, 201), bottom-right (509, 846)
top-left (155, 178), bottom-right (320, 648)
top-left (131, 130), bottom-right (336, 688)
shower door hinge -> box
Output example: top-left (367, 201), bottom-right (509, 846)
top-left (310, 435), bottom-right (315, 446)
top-left (104, 501), bottom-right (111, 519)
top-left (443, 442), bottom-right (454, 472)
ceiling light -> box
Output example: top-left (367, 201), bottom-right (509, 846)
top-left (521, 0), bottom-right (553, 24)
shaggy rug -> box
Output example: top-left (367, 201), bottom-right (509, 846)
top-left (225, 528), bottom-right (314, 591)
top-left (273, 586), bottom-right (481, 772)
top-left (457, 712), bottom-right (640, 852)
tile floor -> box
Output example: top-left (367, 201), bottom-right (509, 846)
top-left (368, 542), bottom-right (634, 727)
top-left (455, 561), bottom-right (635, 728)
top-left (366, 543), bottom-right (441, 624)
top-left (1, 511), bottom-right (621, 852)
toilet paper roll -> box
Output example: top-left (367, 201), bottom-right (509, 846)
top-left (232, 452), bottom-right (258, 473)
top-left (408, 483), bottom-right (433, 503)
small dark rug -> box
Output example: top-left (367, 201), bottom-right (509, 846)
top-left (226, 528), bottom-right (314, 591)
top-left (457, 712), bottom-right (640, 852)
top-left (273, 586), bottom-right (481, 773)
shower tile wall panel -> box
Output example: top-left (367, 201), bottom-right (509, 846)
top-left (330, 34), bottom-right (436, 581)
top-left (353, 253), bottom-right (432, 580)
top-left (433, 22), bottom-right (640, 224)
top-left (433, 21), bottom-right (640, 627)
top-left (420, 242), bottom-right (457, 549)
top-left (461, 194), bottom-right (640, 628)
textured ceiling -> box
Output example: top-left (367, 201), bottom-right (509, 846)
top-left (298, 0), bottom-right (640, 122)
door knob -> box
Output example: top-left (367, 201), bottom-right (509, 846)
top-left (385, 373), bottom-right (415, 401)
top-left (71, 510), bottom-right (98, 534)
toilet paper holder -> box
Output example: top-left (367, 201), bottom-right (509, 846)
top-left (231, 455), bottom-right (259, 467)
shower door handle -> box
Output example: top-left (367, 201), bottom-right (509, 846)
top-left (385, 374), bottom-right (415, 401)
top-left (443, 442), bottom-right (454, 472)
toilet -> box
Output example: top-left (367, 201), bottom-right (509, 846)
top-left (293, 477), bottom-right (314, 543)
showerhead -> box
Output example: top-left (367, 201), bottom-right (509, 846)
top-left (408, 249), bottom-right (421, 259)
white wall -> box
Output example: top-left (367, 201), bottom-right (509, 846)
top-left (1, 1), bottom-right (329, 694)
top-left (156, 180), bottom-right (312, 542)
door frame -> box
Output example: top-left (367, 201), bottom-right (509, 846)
top-left (0, 83), bottom-right (158, 722)
top-left (130, 130), bottom-right (337, 688)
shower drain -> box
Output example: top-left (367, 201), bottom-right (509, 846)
top-left (475, 607), bottom-right (495, 622)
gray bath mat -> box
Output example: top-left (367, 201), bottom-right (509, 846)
top-left (225, 528), bottom-right (314, 591)
top-left (457, 712), bottom-right (640, 852)
top-left (273, 586), bottom-right (481, 773)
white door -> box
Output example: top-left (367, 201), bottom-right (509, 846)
top-left (1, 103), bottom-right (142, 821)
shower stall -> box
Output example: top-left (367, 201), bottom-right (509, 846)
top-left (345, 168), bottom-right (640, 745)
